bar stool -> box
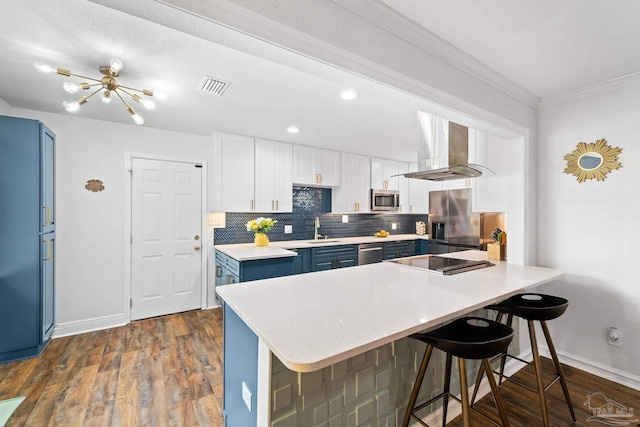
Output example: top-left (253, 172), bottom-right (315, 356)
top-left (402, 317), bottom-right (514, 427)
top-left (472, 293), bottom-right (576, 427)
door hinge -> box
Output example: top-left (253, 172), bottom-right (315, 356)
top-left (130, 235), bottom-right (133, 244)
top-left (129, 169), bottom-right (133, 179)
top-left (195, 164), bottom-right (203, 168)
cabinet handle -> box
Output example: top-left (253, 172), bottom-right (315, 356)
top-left (43, 205), bottom-right (51, 226)
top-left (216, 266), bottom-right (222, 278)
top-left (43, 240), bottom-right (51, 261)
top-left (410, 204), bottom-right (413, 213)
top-left (276, 200), bottom-right (279, 210)
top-left (353, 202), bottom-right (357, 212)
top-left (250, 199), bottom-right (254, 211)
top-left (272, 200), bottom-right (275, 210)
top-left (226, 274), bottom-right (233, 285)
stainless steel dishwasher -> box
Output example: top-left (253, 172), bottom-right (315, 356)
top-left (358, 242), bottom-right (384, 265)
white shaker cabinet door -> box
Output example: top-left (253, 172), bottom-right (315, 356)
top-left (332, 153), bottom-right (370, 213)
top-left (212, 132), bottom-right (255, 212)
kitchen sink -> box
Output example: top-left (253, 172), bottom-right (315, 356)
top-left (307, 240), bottom-right (341, 244)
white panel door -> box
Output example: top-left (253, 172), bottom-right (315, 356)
top-left (131, 158), bottom-right (202, 320)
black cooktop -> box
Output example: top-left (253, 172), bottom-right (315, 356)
top-left (389, 255), bottom-right (494, 275)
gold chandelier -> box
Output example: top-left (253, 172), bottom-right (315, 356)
top-left (35, 58), bottom-right (163, 125)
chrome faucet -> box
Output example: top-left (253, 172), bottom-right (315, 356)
top-left (314, 216), bottom-right (322, 240)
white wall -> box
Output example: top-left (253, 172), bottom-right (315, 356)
top-left (537, 82), bottom-right (640, 387)
top-left (12, 108), bottom-right (216, 335)
top-left (0, 97), bottom-right (11, 115)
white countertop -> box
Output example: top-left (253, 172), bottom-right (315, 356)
top-left (214, 234), bottom-right (429, 260)
top-left (216, 250), bottom-right (564, 372)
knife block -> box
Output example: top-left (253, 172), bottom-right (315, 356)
top-left (488, 243), bottom-right (506, 261)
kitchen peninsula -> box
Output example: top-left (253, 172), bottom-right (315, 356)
top-left (216, 251), bottom-right (563, 427)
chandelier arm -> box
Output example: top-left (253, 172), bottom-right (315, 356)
top-left (117, 87), bottom-right (136, 98)
top-left (66, 73), bottom-right (103, 83)
top-left (113, 89), bottom-right (133, 109)
top-left (84, 87), bottom-right (105, 101)
top-left (118, 84), bottom-right (152, 95)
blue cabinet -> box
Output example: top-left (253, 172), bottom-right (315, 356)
top-left (310, 245), bottom-right (358, 271)
top-left (383, 240), bottom-right (415, 260)
top-left (290, 248), bottom-right (311, 274)
top-left (0, 115), bottom-right (56, 363)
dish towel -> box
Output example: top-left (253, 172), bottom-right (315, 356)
top-left (0, 397), bottom-right (24, 427)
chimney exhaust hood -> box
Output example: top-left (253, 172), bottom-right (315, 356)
top-left (403, 111), bottom-right (493, 181)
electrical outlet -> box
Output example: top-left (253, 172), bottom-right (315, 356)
top-left (342, 215), bottom-right (349, 223)
top-left (391, 222), bottom-right (397, 230)
top-left (284, 225), bottom-right (292, 234)
top-left (607, 327), bottom-right (622, 347)
top-left (242, 381), bottom-right (252, 411)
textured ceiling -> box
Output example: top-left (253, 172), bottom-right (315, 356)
top-left (379, 0), bottom-right (640, 98)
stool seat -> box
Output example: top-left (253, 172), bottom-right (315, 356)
top-left (486, 293), bottom-right (568, 321)
top-left (410, 317), bottom-right (514, 360)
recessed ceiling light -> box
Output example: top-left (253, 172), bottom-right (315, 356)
top-left (340, 89), bottom-right (358, 100)
top-left (286, 126), bottom-right (300, 134)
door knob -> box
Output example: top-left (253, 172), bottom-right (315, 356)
top-left (194, 245), bottom-right (201, 251)
top-left (194, 235), bottom-right (200, 240)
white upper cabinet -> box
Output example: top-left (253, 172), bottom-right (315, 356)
top-left (254, 139), bottom-right (293, 212)
top-left (292, 145), bottom-right (341, 187)
top-left (371, 157), bottom-right (400, 190)
top-left (332, 153), bottom-right (370, 213)
top-left (212, 132), bottom-right (255, 212)
top-left (212, 133), bottom-right (293, 212)
top-left (406, 163), bottom-right (430, 213)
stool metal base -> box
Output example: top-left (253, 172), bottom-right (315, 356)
top-left (402, 344), bottom-right (510, 427)
top-left (471, 314), bottom-right (577, 427)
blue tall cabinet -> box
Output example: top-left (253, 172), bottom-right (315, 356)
top-left (0, 115), bottom-right (56, 363)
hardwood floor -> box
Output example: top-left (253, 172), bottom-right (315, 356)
top-left (1, 309), bottom-right (638, 426)
top-left (0, 309), bottom-right (224, 427)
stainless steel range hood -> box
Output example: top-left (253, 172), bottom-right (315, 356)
top-left (403, 111), bottom-right (492, 181)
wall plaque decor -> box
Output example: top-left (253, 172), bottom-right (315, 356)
top-left (85, 179), bottom-right (105, 192)
top-left (563, 138), bottom-right (622, 183)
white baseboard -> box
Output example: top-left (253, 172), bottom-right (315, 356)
top-left (52, 313), bottom-right (128, 338)
top-left (538, 347), bottom-right (640, 392)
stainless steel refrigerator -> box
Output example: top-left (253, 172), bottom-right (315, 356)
top-left (428, 188), bottom-right (504, 252)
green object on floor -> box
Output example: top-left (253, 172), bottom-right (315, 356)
top-left (0, 397), bottom-right (24, 426)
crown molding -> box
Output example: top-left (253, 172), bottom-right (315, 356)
top-left (539, 71), bottom-right (640, 107)
top-left (332, 0), bottom-right (540, 109)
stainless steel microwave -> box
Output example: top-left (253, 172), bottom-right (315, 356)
top-left (370, 189), bottom-right (400, 211)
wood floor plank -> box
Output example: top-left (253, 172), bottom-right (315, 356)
top-left (53, 364), bottom-right (100, 427)
top-left (82, 368), bottom-right (119, 427)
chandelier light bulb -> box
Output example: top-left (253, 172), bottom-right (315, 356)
top-left (132, 114), bottom-right (144, 125)
top-left (142, 99), bottom-right (156, 110)
top-left (63, 82), bottom-right (79, 94)
top-left (154, 91), bottom-right (167, 101)
top-left (63, 101), bottom-right (80, 113)
top-left (109, 58), bottom-right (123, 73)
top-left (34, 61), bottom-right (54, 73)
top-left (102, 91), bottom-right (112, 104)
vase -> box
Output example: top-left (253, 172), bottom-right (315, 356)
top-left (254, 233), bottom-right (269, 247)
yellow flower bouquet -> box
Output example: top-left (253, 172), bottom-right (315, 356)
top-left (246, 217), bottom-right (277, 246)
top-left (246, 217), bottom-right (277, 234)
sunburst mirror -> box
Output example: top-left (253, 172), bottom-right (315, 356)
top-left (563, 138), bottom-right (622, 183)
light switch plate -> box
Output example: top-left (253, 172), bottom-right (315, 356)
top-left (342, 215), bottom-right (349, 223)
top-left (391, 222), bottom-right (397, 230)
top-left (242, 381), bottom-right (252, 412)
top-left (284, 225), bottom-right (292, 234)
top-left (208, 212), bottom-right (226, 228)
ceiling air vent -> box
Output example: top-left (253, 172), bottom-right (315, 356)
top-left (199, 76), bottom-right (230, 95)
